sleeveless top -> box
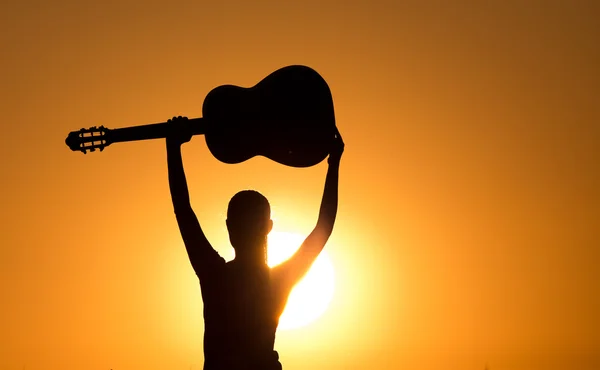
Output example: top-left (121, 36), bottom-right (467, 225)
top-left (200, 259), bottom-right (285, 370)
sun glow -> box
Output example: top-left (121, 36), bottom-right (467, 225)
top-left (267, 231), bottom-right (335, 330)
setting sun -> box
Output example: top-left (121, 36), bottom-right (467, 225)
top-left (267, 231), bottom-right (335, 330)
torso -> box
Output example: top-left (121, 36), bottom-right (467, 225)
top-left (200, 261), bottom-right (287, 370)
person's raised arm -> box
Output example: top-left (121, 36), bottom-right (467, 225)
top-left (273, 128), bottom-right (344, 287)
top-left (167, 116), bottom-right (222, 276)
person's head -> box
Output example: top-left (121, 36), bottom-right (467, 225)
top-left (226, 190), bottom-right (273, 264)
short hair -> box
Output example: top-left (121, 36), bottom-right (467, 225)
top-left (227, 190), bottom-right (271, 222)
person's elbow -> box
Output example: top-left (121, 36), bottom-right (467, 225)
top-left (309, 224), bottom-right (334, 248)
top-left (173, 203), bottom-right (194, 218)
top-left (315, 217), bottom-right (336, 237)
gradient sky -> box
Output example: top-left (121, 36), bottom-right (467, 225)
top-left (1, 1), bottom-right (599, 369)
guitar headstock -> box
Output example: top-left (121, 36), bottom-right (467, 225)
top-left (65, 126), bottom-right (112, 154)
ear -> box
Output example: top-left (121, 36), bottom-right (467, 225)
top-left (267, 219), bottom-right (273, 234)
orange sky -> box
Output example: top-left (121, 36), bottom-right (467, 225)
top-left (1, 1), bottom-right (599, 369)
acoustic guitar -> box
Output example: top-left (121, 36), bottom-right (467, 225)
top-left (65, 65), bottom-right (336, 168)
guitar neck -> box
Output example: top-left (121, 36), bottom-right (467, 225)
top-left (109, 117), bottom-right (205, 144)
top-left (65, 117), bottom-right (207, 153)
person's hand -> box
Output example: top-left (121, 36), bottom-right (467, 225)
top-left (328, 127), bottom-right (344, 164)
top-left (166, 116), bottom-right (192, 145)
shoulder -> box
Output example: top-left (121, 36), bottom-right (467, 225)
top-left (195, 251), bottom-right (227, 280)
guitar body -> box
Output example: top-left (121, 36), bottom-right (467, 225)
top-left (201, 65), bottom-right (336, 167)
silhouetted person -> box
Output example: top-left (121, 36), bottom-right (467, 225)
top-left (166, 116), bottom-right (344, 370)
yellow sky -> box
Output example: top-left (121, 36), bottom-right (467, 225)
top-left (1, 1), bottom-right (599, 369)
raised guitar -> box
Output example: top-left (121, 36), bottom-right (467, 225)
top-left (65, 65), bottom-right (336, 168)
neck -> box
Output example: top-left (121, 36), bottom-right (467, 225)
top-left (234, 243), bottom-right (268, 268)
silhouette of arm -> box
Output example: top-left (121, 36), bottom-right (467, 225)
top-left (167, 117), bottom-right (223, 276)
top-left (273, 129), bottom-right (344, 289)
